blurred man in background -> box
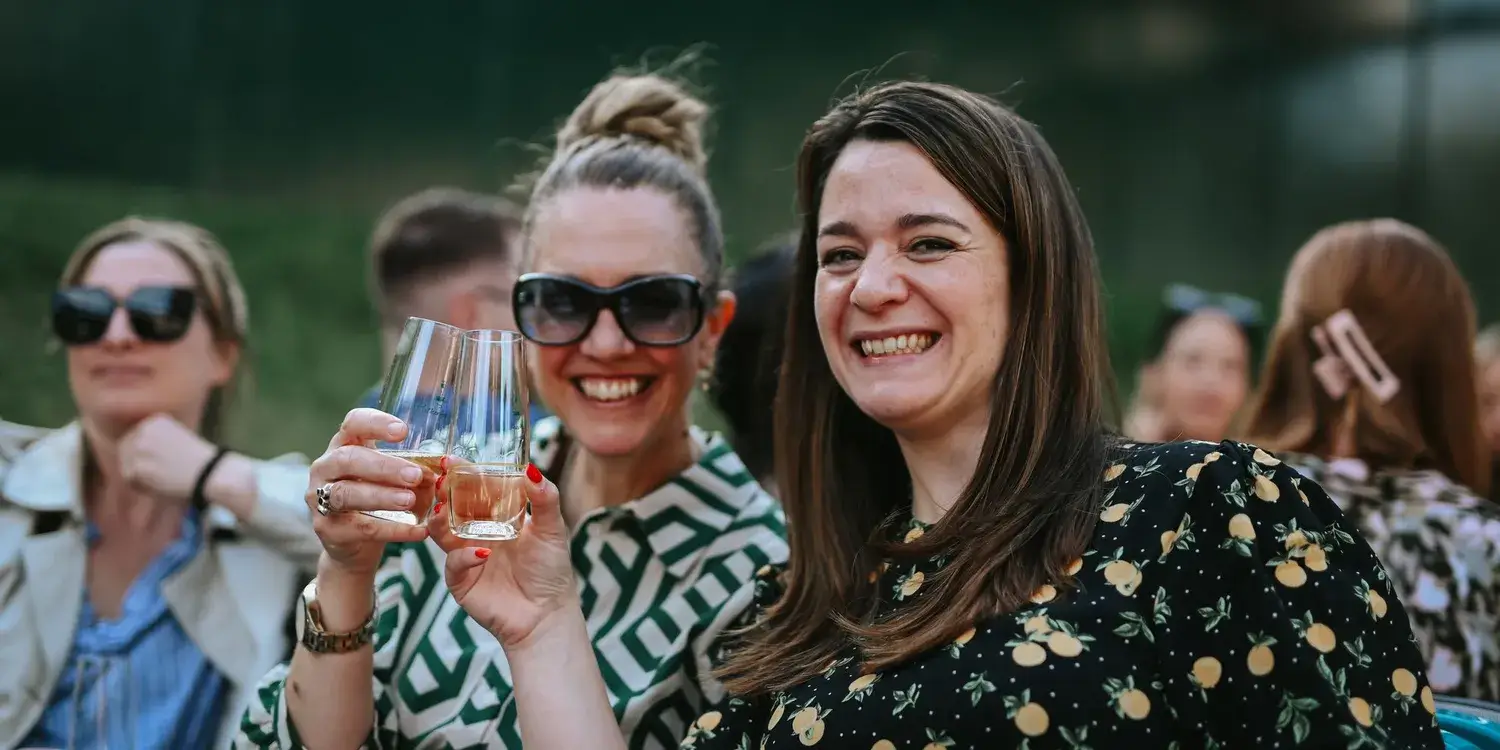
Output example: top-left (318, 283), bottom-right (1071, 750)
top-left (362, 187), bottom-right (547, 421)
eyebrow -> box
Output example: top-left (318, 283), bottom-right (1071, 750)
top-left (896, 212), bottom-right (970, 233)
top-left (816, 212), bottom-right (971, 239)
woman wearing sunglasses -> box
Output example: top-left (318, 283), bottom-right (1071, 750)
top-left (0, 218), bottom-right (318, 749)
top-left (416, 83), bottom-right (1439, 748)
top-left (1123, 284), bottom-right (1262, 445)
top-left (238, 71), bottom-right (788, 749)
top-left (1242, 219), bottom-right (1499, 705)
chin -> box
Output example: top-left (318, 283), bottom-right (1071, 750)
top-left (565, 423), bottom-right (655, 458)
top-left (844, 384), bottom-right (946, 433)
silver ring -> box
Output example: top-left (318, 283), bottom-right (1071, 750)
top-left (315, 483), bottom-right (335, 516)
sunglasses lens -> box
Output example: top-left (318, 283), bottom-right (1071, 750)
top-left (515, 278), bottom-right (597, 345)
top-left (52, 288), bottom-right (115, 345)
top-left (617, 278), bottom-right (703, 345)
top-left (127, 287), bottom-right (197, 342)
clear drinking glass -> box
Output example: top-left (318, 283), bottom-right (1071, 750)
top-left (369, 317), bottom-right (464, 525)
top-left (447, 329), bottom-right (530, 540)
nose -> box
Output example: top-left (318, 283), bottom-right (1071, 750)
top-left (577, 310), bottom-right (636, 359)
top-left (99, 306), bottom-right (138, 349)
top-left (849, 251), bottom-right (910, 312)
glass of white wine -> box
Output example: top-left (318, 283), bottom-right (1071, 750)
top-left (448, 329), bottom-right (530, 540)
top-left (367, 317), bottom-right (464, 525)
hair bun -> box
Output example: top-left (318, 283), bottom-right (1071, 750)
top-left (556, 74), bottom-right (710, 174)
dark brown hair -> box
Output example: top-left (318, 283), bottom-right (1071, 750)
top-left (519, 72), bottom-right (724, 293)
top-left (60, 217), bottom-right (248, 444)
top-left (1242, 219), bottom-right (1490, 496)
top-left (369, 187), bottom-right (523, 324)
top-left (709, 235), bottom-right (797, 484)
top-left (718, 81), bottom-right (1115, 694)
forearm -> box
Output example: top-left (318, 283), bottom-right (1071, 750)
top-left (507, 607), bottom-right (627, 750)
top-left (284, 557), bottom-right (380, 749)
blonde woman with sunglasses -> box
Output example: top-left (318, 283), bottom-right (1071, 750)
top-left (1, 218), bottom-right (317, 749)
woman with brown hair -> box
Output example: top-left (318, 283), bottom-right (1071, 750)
top-left (331, 82), bottom-right (1441, 747)
top-left (1242, 219), bottom-right (1499, 703)
top-left (0, 218), bottom-right (317, 749)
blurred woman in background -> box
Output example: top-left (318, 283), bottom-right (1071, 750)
top-left (1123, 283), bottom-right (1260, 443)
top-left (0, 218), bottom-right (317, 749)
top-left (1243, 218), bottom-right (1499, 702)
top-left (431, 81), bottom-right (1440, 748)
top-left (240, 70), bottom-right (788, 749)
top-left (708, 236), bottom-right (796, 493)
top-left (1477, 323), bottom-right (1500, 502)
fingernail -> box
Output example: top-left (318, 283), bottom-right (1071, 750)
top-left (401, 466), bottom-right (422, 484)
top-left (475, 548), bottom-right (491, 560)
top-left (440, 456), bottom-right (450, 472)
top-left (432, 500), bottom-right (444, 514)
top-left (435, 474), bottom-right (446, 494)
top-left (526, 463), bottom-right (542, 484)
top-left (387, 421), bottom-right (404, 438)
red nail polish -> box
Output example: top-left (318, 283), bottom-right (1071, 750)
top-left (432, 501), bottom-right (444, 514)
top-left (475, 548), bottom-right (491, 559)
top-left (440, 455), bottom-right (450, 472)
top-left (526, 463), bottom-right (542, 484)
top-left (435, 474), bottom-right (446, 494)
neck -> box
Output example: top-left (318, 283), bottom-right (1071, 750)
top-left (560, 425), bottom-right (699, 525)
top-left (80, 418), bottom-right (186, 533)
top-left (897, 413), bottom-right (990, 525)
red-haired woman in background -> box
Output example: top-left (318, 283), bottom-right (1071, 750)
top-left (1243, 219), bottom-right (1499, 702)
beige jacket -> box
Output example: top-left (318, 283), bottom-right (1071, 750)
top-left (0, 421), bottom-right (320, 749)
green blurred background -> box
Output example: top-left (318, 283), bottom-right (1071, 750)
top-left (2, 0), bottom-right (1497, 458)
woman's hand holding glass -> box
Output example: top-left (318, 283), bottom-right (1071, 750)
top-left (305, 408), bottom-right (436, 576)
top-left (429, 463), bottom-right (580, 649)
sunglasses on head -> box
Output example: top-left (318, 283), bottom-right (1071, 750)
top-left (1163, 284), bottom-right (1263, 327)
top-left (52, 285), bottom-right (198, 345)
top-left (512, 273), bottom-right (706, 347)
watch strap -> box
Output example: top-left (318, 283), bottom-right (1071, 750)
top-left (302, 615), bottom-right (377, 654)
top-left (300, 581), bottom-right (379, 654)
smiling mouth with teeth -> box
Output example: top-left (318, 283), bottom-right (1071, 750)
top-left (855, 333), bottom-right (940, 358)
top-left (574, 376), bottom-right (655, 402)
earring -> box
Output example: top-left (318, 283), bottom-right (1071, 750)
top-left (697, 367), bottom-right (714, 393)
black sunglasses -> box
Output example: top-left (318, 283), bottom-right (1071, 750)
top-left (512, 273), bottom-right (706, 347)
top-left (52, 285), bottom-right (199, 345)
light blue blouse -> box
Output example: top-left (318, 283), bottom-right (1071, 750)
top-left (22, 507), bottom-right (230, 749)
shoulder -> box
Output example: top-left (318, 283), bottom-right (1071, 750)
top-left (0, 419), bottom-right (52, 474)
top-left (1097, 439), bottom-right (1337, 571)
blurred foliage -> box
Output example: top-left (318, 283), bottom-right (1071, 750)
top-left (1, 1), bottom-right (1496, 458)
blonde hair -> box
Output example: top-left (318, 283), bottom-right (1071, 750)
top-left (1242, 219), bottom-right (1489, 495)
top-left (519, 69), bottom-right (723, 291)
top-left (59, 217), bottom-right (249, 443)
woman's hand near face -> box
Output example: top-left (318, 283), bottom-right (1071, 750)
top-left (429, 464), bottom-right (579, 649)
top-left (307, 408), bottom-right (434, 578)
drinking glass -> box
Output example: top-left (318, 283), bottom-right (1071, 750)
top-left (368, 317), bottom-right (464, 525)
top-left (448, 329), bottom-right (530, 540)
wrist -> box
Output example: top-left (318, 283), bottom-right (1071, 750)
top-left (503, 598), bottom-right (586, 657)
top-left (315, 555), bottom-right (380, 632)
top-left (202, 452), bottom-right (258, 517)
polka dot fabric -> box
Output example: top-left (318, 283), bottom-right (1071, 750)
top-left (681, 440), bottom-right (1444, 749)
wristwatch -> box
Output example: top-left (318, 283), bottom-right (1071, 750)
top-left (297, 579), bottom-right (378, 654)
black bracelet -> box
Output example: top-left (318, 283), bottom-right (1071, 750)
top-left (192, 447), bottom-right (232, 507)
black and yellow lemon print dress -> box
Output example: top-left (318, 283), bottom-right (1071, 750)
top-left (681, 440), bottom-right (1443, 749)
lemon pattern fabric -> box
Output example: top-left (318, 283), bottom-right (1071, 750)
top-left (1277, 453), bottom-right (1500, 703)
top-left (237, 418), bottom-right (789, 749)
top-left (683, 440), bottom-right (1444, 749)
